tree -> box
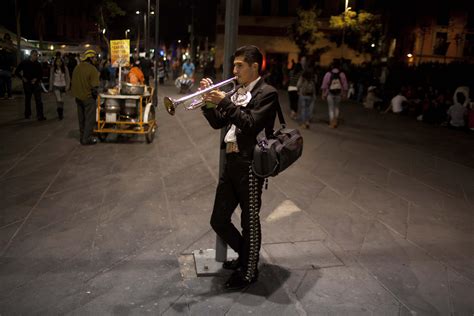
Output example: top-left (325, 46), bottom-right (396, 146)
top-left (33, 0), bottom-right (52, 49)
top-left (288, 6), bottom-right (323, 56)
top-left (95, 0), bottom-right (125, 56)
top-left (329, 9), bottom-right (383, 56)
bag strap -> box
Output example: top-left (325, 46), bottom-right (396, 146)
top-left (276, 100), bottom-right (286, 128)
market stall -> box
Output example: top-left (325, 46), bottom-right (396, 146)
top-left (95, 39), bottom-right (157, 143)
top-left (95, 84), bottom-right (157, 143)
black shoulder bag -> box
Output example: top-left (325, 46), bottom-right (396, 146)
top-left (252, 101), bottom-right (303, 178)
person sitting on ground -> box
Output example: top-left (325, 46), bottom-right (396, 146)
top-left (423, 91), bottom-right (448, 125)
top-left (364, 86), bottom-right (382, 110)
top-left (384, 90), bottom-right (408, 114)
top-left (453, 86), bottom-right (470, 108)
top-left (447, 92), bottom-right (468, 129)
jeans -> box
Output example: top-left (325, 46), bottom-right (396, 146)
top-left (298, 95), bottom-right (313, 123)
top-left (327, 93), bottom-right (342, 121)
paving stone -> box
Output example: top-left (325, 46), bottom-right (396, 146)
top-left (448, 268), bottom-right (474, 315)
top-left (263, 241), bottom-right (343, 270)
top-left (296, 266), bottom-right (400, 315)
top-left (351, 178), bottom-right (409, 237)
top-left (388, 170), bottom-right (448, 210)
top-left (358, 222), bottom-right (451, 315)
top-left (263, 204), bottom-right (327, 243)
top-left (407, 203), bottom-right (474, 282)
top-left (306, 187), bottom-right (374, 254)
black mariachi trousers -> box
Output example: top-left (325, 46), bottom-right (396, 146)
top-left (210, 153), bottom-right (264, 281)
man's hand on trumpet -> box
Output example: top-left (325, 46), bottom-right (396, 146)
top-left (199, 78), bottom-right (226, 108)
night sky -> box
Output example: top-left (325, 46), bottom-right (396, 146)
top-left (2, 0), bottom-right (473, 46)
top-left (0, 0), bottom-right (218, 45)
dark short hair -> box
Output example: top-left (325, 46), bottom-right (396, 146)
top-left (31, 49), bottom-right (38, 55)
top-left (456, 92), bottom-right (466, 105)
top-left (234, 45), bottom-right (263, 73)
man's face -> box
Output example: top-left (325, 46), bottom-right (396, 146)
top-left (30, 52), bottom-right (38, 62)
top-left (233, 56), bottom-right (257, 85)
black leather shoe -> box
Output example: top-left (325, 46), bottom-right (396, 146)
top-left (222, 258), bottom-right (241, 270)
top-left (81, 138), bottom-right (98, 145)
top-left (224, 270), bottom-right (258, 291)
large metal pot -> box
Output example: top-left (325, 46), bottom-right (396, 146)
top-left (121, 82), bottom-right (145, 95)
top-left (105, 98), bottom-right (121, 112)
top-left (122, 99), bottom-right (138, 116)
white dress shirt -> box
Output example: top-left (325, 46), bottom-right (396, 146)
top-left (224, 77), bottom-right (261, 143)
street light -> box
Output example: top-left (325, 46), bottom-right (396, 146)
top-left (136, 11), bottom-right (141, 54)
top-left (341, 0), bottom-right (350, 59)
top-left (125, 29), bottom-right (130, 39)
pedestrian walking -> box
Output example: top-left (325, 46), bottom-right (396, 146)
top-left (49, 55), bottom-right (70, 120)
top-left (14, 50), bottom-right (46, 120)
top-left (321, 59), bottom-right (348, 128)
top-left (296, 69), bottom-right (315, 129)
top-left (0, 33), bottom-right (16, 99)
top-left (287, 62), bottom-right (303, 119)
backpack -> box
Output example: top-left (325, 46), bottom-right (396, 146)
top-left (329, 71), bottom-right (342, 95)
top-left (300, 79), bottom-right (314, 96)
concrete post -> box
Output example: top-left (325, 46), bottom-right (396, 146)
top-left (215, 0), bottom-right (240, 263)
top-left (153, 0), bottom-right (159, 106)
top-left (192, 0), bottom-right (240, 276)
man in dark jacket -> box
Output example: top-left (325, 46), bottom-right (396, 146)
top-left (71, 49), bottom-right (100, 145)
top-left (14, 50), bottom-right (46, 120)
top-left (0, 33), bottom-right (16, 99)
top-left (200, 45), bottom-right (277, 290)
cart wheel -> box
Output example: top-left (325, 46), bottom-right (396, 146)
top-left (98, 133), bottom-right (108, 142)
top-left (145, 124), bottom-right (157, 143)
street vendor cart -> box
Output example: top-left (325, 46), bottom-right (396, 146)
top-left (95, 83), bottom-right (157, 143)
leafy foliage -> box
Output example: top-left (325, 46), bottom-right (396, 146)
top-left (288, 6), bottom-right (323, 56)
top-left (329, 9), bottom-right (383, 54)
top-left (94, 0), bottom-right (125, 53)
top-left (96, 0), bottom-right (125, 31)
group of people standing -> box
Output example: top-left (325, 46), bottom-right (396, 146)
top-left (14, 50), bottom-right (72, 121)
top-left (287, 59), bottom-right (348, 129)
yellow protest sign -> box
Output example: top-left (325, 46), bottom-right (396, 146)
top-left (110, 40), bottom-right (130, 67)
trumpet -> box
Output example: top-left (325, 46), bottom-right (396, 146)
top-left (164, 76), bottom-right (238, 115)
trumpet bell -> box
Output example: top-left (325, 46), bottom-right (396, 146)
top-left (164, 97), bottom-right (176, 116)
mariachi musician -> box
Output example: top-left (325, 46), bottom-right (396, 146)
top-left (200, 45), bottom-right (279, 290)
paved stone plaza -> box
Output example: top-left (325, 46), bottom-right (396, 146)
top-left (0, 82), bottom-right (473, 315)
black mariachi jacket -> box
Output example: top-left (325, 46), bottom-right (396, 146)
top-left (202, 78), bottom-right (278, 159)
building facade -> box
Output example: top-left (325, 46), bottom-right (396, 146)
top-left (213, 0), bottom-right (474, 70)
top-left (407, 6), bottom-right (474, 64)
